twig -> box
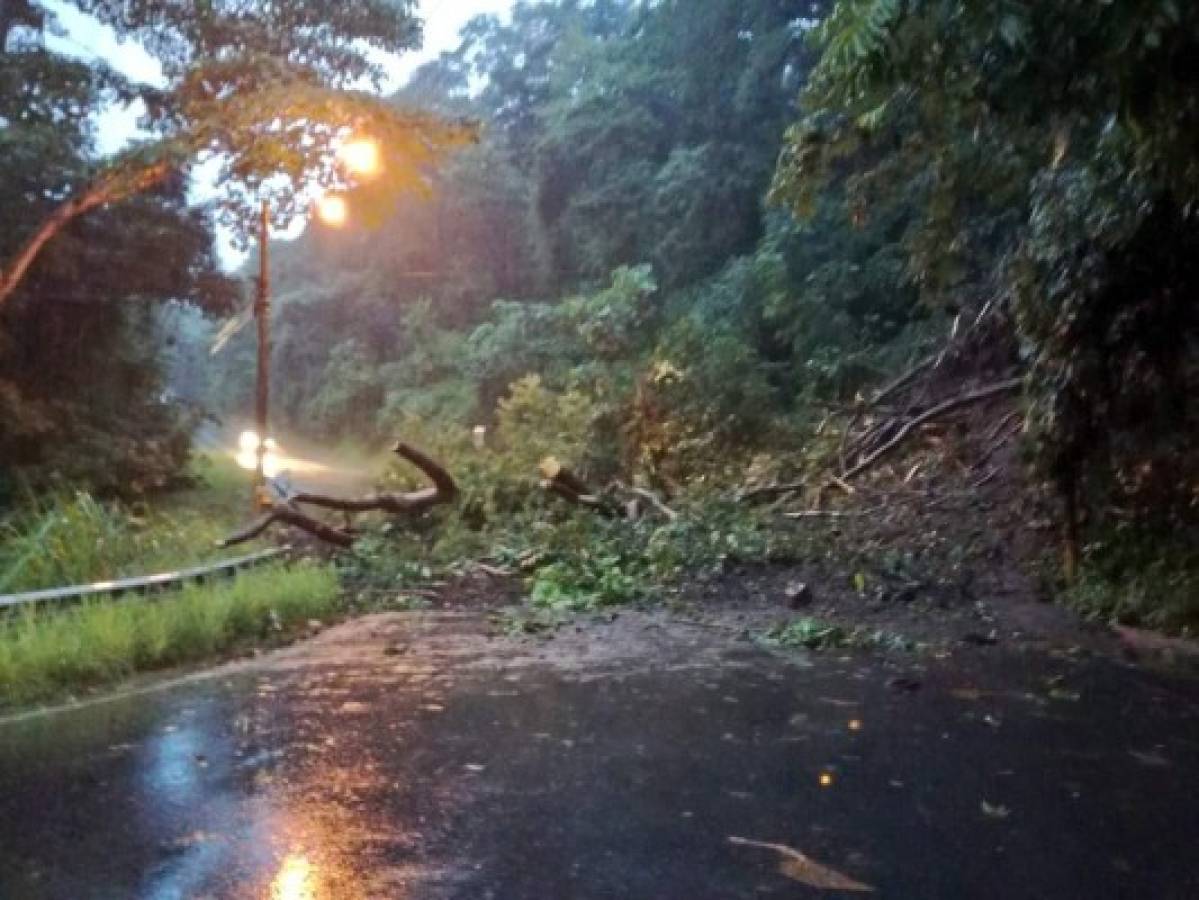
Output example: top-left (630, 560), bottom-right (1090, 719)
top-left (739, 481), bottom-right (806, 503)
top-left (784, 508), bottom-right (881, 520)
top-left (972, 411), bottom-right (1023, 471)
top-left (872, 354), bottom-right (937, 406)
top-left (828, 476), bottom-right (857, 495)
top-left (614, 482), bottom-right (679, 521)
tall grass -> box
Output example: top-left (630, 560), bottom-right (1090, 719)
top-left (0, 563), bottom-right (339, 707)
top-left (0, 452), bottom-right (260, 594)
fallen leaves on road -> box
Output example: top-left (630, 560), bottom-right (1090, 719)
top-left (728, 836), bottom-right (874, 892)
top-left (1128, 749), bottom-right (1171, 768)
top-left (980, 800), bottom-right (1011, 819)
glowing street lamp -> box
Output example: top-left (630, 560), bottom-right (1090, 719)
top-left (314, 194), bottom-right (349, 227)
top-left (339, 136), bottom-right (381, 177)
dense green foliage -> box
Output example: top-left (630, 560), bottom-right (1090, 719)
top-left (772, 0), bottom-right (1199, 571)
top-left (0, 34), bottom-right (236, 497)
top-left (203, 0), bottom-right (1199, 627)
top-left (204, 0), bottom-right (931, 485)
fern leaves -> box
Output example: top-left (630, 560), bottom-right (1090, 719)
top-left (813, 0), bottom-right (901, 78)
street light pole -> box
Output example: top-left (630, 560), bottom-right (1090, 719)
top-left (245, 137), bottom-right (377, 510)
top-left (253, 198), bottom-right (271, 507)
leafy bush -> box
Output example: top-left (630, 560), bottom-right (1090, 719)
top-left (1066, 524), bottom-right (1199, 636)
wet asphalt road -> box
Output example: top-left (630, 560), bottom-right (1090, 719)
top-left (0, 611), bottom-right (1197, 899)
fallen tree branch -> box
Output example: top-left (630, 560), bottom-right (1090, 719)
top-left (289, 441), bottom-right (457, 514)
top-left (611, 481), bottom-right (679, 521)
top-left (539, 459), bottom-right (678, 521)
top-left (219, 503), bottom-right (356, 549)
top-left (840, 377), bottom-right (1023, 481)
top-left (220, 440), bottom-right (457, 549)
top-left (539, 457), bottom-right (623, 518)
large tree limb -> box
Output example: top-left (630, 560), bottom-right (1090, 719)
top-left (0, 161), bottom-right (173, 308)
top-left (220, 504), bottom-right (356, 549)
top-left (840, 378), bottom-right (1022, 481)
top-left (290, 441), bottom-right (457, 514)
top-left (220, 440), bottom-right (457, 549)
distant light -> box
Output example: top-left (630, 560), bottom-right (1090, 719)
top-left (819, 771), bottom-right (835, 788)
top-left (315, 194), bottom-right (349, 227)
top-left (849, 719), bottom-right (863, 732)
top-left (270, 853), bottom-right (315, 900)
top-left (340, 137), bottom-right (381, 177)
top-left (235, 430), bottom-right (280, 476)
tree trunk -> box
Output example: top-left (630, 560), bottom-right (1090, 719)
top-left (0, 162), bottom-right (171, 308)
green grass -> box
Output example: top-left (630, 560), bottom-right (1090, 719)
top-left (0, 451), bottom-right (262, 594)
top-left (0, 563), bottom-right (339, 707)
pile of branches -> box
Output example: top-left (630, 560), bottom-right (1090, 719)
top-left (221, 441), bottom-right (457, 549)
top-left (742, 305), bottom-right (1026, 510)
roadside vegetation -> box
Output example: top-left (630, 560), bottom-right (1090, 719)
top-left (0, 563), bottom-right (338, 708)
top-left (0, 452), bottom-right (258, 594)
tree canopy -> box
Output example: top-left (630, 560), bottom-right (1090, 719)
top-left (0, 0), bottom-right (474, 307)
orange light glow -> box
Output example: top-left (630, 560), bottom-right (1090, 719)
top-left (270, 853), bottom-right (316, 900)
top-left (819, 772), bottom-right (835, 787)
top-left (848, 719), bottom-right (863, 732)
top-left (315, 194), bottom-right (349, 227)
top-left (340, 137), bottom-right (381, 177)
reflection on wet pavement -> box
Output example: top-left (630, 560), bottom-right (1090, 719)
top-left (0, 610), bottom-right (1196, 898)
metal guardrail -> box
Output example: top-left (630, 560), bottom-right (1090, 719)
top-left (0, 547), bottom-right (292, 612)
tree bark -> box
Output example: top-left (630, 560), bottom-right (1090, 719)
top-left (0, 162), bottom-right (172, 308)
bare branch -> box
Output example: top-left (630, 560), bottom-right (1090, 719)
top-left (840, 378), bottom-right (1023, 481)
